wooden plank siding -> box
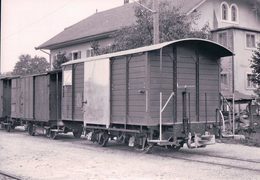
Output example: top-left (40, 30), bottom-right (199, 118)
top-left (111, 57), bottom-right (127, 124)
top-left (0, 80), bottom-right (3, 117)
top-left (20, 76), bottom-right (34, 119)
top-left (149, 48), bottom-right (175, 125)
top-left (62, 65), bottom-right (73, 120)
top-left (198, 52), bottom-right (220, 122)
top-left (0, 79), bottom-right (11, 118)
top-left (176, 46), bottom-right (197, 123)
top-left (11, 78), bottom-right (21, 118)
top-left (111, 53), bottom-right (147, 125)
top-left (34, 75), bottom-right (49, 122)
top-left (49, 72), bottom-right (62, 121)
top-left (128, 54), bottom-right (146, 125)
top-left (73, 63), bottom-right (84, 121)
top-left (176, 45), bottom-right (220, 123)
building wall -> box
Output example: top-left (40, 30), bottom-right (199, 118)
top-left (196, 0), bottom-right (260, 30)
top-left (233, 29), bottom-right (260, 95)
top-left (197, 0), bottom-right (260, 96)
top-left (50, 37), bottom-right (113, 64)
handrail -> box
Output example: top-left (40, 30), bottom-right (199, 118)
top-left (220, 93), bottom-right (232, 111)
top-left (159, 92), bottom-right (175, 141)
top-left (217, 109), bottom-right (226, 132)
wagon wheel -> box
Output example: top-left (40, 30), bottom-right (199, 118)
top-left (46, 129), bottom-right (51, 138)
top-left (6, 125), bottom-right (11, 133)
top-left (98, 132), bottom-right (109, 147)
top-left (50, 131), bottom-right (57, 140)
top-left (28, 124), bottom-right (35, 136)
top-left (73, 128), bottom-right (83, 139)
top-left (11, 124), bottom-right (16, 130)
top-left (134, 138), bottom-right (154, 153)
top-left (167, 145), bottom-right (182, 151)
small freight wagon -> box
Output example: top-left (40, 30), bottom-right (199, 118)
top-left (24, 71), bottom-right (63, 137)
top-left (64, 38), bottom-right (234, 151)
top-left (8, 71), bottom-right (65, 137)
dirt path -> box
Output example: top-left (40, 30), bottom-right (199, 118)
top-left (0, 128), bottom-right (260, 180)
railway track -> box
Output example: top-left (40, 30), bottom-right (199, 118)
top-left (155, 149), bottom-right (260, 173)
top-left (0, 170), bottom-right (22, 180)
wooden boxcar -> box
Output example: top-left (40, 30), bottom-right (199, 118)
top-left (62, 38), bottom-right (233, 150)
top-left (8, 71), bottom-right (66, 137)
top-left (24, 71), bottom-right (63, 137)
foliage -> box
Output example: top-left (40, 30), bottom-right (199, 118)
top-left (52, 52), bottom-right (69, 70)
top-left (112, 0), bottom-right (211, 51)
top-left (12, 54), bottom-right (50, 76)
top-left (250, 43), bottom-right (260, 94)
top-left (92, 0), bottom-right (211, 55)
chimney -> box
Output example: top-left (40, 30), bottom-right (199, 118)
top-left (124, 0), bottom-right (129, 4)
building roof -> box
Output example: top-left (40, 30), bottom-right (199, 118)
top-left (222, 91), bottom-right (254, 103)
top-left (62, 38), bottom-right (234, 66)
top-left (37, 0), bottom-right (205, 50)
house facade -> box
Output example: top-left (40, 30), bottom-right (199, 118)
top-left (196, 0), bottom-right (260, 96)
top-left (36, 0), bottom-right (260, 96)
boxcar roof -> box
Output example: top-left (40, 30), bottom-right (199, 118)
top-left (62, 38), bottom-right (234, 66)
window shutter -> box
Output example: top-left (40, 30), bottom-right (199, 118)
top-left (78, 51), bottom-right (81, 59)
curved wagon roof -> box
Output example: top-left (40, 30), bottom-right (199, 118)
top-left (63, 38), bottom-right (234, 66)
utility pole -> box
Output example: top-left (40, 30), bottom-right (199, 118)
top-left (152, 0), bottom-right (159, 44)
top-left (133, 0), bottom-right (160, 44)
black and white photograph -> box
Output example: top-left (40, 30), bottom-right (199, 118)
top-left (1, 0), bottom-right (260, 179)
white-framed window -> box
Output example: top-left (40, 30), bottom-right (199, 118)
top-left (218, 31), bottom-right (228, 47)
top-left (246, 33), bottom-right (256, 48)
top-left (246, 73), bottom-right (257, 89)
top-left (221, 2), bottom-right (229, 21)
top-left (230, 4), bottom-right (238, 22)
top-left (221, 73), bottom-right (228, 85)
top-left (63, 69), bottom-right (72, 86)
top-left (86, 48), bottom-right (94, 58)
top-left (71, 51), bottom-right (81, 60)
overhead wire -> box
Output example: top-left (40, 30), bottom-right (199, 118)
top-left (2, 0), bottom-right (74, 41)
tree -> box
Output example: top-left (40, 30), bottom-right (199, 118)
top-left (112, 0), bottom-right (211, 51)
top-left (92, 1), bottom-right (210, 54)
top-left (52, 52), bottom-right (69, 70)
top-left (250, 43), bottom-right (260, 87)
top-left (12, 54), bottom-right (50, 76)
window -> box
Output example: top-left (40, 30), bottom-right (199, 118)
top-left (218, 32), bottom-right (228, 47)
top-left (246, 34), bottom-right (256, 48)
top-left (72, 51), bottom-right (81, 60)
top-left (247, 74), bottom-right (256, 88)
top-left (221, 74), bottom-right (228, 85)
top-left (86, 48), bottom-right (94, 58)
top-left (231, 4), bottom-right (238, 22)
top-left (221, 2), bottom-right (229, 21)
top-left (63, 69), bottom-right (72, 86)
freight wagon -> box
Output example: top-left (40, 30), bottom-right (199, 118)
top-left (0, 71), bottom-right (73, 138)
top-left (62, 38), bottom-right (233, 151)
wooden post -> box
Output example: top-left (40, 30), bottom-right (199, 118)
top-left (153, 0), bottom-right (159, 44)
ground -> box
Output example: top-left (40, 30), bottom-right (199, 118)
top-left (0, 128), bottom-right (260, 180)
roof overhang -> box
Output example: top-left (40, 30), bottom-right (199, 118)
top-left (35, 31), bottom-right (115, 50)
top-left (63, 38), bottom-right (234, 66)
top-left (211, 26), bottom-right (260, 34)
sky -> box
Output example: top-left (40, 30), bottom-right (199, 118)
top-left (1, 0), bottom-right (125, 73)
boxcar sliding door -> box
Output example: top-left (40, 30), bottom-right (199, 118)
top-left (83, 58), bottom-right (110, 127)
